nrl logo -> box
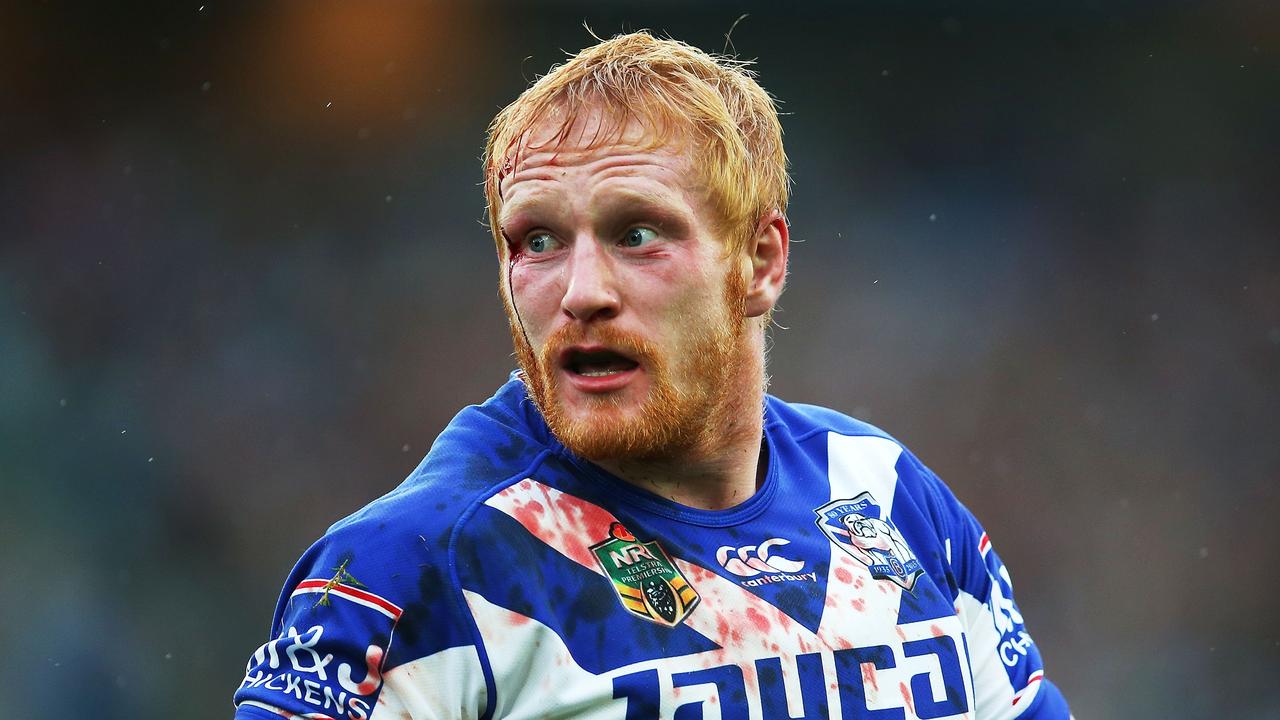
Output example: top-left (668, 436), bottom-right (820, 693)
top-left (591, 522), bottom-right (700, 627)
top-left (815, 492), bottom-right (923, 592)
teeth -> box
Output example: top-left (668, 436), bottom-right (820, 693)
top-left (580, 369), bottom-right (622, 377)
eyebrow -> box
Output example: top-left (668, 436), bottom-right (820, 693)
top-left (496, 196), bottom-right (552, 235)
top-left (592, 186), bottom-right (684, 218)
top-left (500, 185), bottom-right (690, 236)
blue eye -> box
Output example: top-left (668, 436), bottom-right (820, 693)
top-left (526, 232), bottom-right (555, 253)
top-left (623, 227), bottom-right (657, 247)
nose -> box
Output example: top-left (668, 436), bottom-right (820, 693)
top-left (560, 236), bottom-right (620, 323)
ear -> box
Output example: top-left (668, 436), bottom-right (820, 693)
top-left (743, 210), bottom-right (789, 318)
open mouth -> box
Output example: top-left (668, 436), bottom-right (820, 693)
top-left (562, 347), bottom-right (640, 378)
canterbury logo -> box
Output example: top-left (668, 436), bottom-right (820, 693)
top-left (716, 538), bottom-right (805, 577)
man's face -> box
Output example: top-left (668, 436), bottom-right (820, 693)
top-left (497, 110), bottom-right (750, 461)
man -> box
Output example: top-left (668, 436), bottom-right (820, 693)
top-left (233, 32), bottom-right (1071, 720)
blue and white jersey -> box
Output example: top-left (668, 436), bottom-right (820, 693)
top-left (234, 376), bottom-right (1071, 720)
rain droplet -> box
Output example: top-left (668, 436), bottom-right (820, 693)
top-left (1198, 547), bottom-right (1209, 559)
top-left (1150, 313), bottom-right (1159, 321)
top-left (401, 444), bottom-right (411, 453)
top-left (928, 213), bottom-right (937, 222)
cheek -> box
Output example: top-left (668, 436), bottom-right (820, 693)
top-left (508, 265), bottom-right (563, 332)
top-left (634, 255), bottom-right (714, 307)
top-left (664, 267), bottom-right (727, 324)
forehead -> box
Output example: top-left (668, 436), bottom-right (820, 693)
top-left (498, 105), bottom-right (699, 201)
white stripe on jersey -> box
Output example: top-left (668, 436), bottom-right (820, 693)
top-left (822, 434), bottom-right (977, 718)
top-left (487, 477), bottom-right (615, 569)
top-left (464, 590), bottom-right (627, 720)
top-left (379, 644), bottom-right (489, 720)
top-left (956, 590), bottom-right (1025, 718)
top-left (826, 434), bottom-right (903, 515)
top-left (819, 434), bottom-right (909, 643)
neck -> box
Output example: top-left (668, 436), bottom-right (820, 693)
top-left (594, 331), bottom-right (768, 511)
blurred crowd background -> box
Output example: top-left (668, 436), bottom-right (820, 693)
top-left (2, 1), bottom-right (1277, 718)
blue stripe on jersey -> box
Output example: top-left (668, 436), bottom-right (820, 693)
top-left (885, 454), bottom-right (961, 626)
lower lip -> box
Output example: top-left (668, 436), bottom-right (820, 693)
top-left (561, 366), bottom-right (641, 393)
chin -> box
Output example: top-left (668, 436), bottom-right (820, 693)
top-left (551, 394), bottom-right (645, 458)
top-left (546, 381), bottom-right (703, 462)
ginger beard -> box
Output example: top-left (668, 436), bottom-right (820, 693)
top-left (507, 265), bottom-right (750, 462)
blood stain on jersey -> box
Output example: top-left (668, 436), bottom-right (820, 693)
top-left (815, 492), bottom-right (923, 592)
top-left (590, 522), bottom-right (699, 626)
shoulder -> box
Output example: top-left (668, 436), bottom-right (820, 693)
top-left (236, 377), bottom-right (555, 717)
top-left (276, 376), bottom-right (556, 653)
top-left (765, 395), bottom-right (964, 517)
top-left (333, 375), bottom-right (554, 540)
top-left (765, 395), bottom-right (892, 439)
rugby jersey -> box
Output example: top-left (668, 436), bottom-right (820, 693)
top-left (233, 375), bottom-right (1071, 720)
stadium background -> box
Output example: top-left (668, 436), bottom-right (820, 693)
top-left (2, 1), bottom-right (1277, 718)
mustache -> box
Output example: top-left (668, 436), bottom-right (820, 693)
top-left (538, 323), bottom-right (659, 368)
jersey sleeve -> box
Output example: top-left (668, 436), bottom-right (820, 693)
top-left (910, 458), bottom-right (1072, 720)
top-left (232, 511), bottom-right (488, 720)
